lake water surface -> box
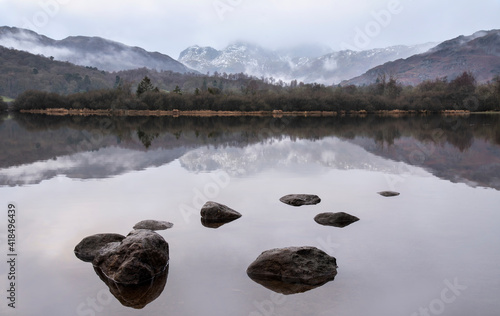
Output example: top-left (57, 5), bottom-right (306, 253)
top-left (0, 114), bottom-right (499, 316)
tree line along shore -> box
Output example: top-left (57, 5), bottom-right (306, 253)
top-left (2, 72), bottom-right (500, 115)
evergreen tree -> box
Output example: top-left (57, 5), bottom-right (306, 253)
top-left (136, 76), bottom-right (156, 96)
top-left (173, 85), bottom-right (182, 95)
top-left (114, 76), bottom-right (122, 89)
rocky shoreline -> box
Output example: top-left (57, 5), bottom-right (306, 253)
top-left (20, 108), bottom-right (471, 117)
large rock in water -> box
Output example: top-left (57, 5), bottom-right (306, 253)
top-left (200, 201), bottom-right (242, 222)
top-left (93, 230), bottom-right (169, 285)
top-left (133, 220), bottom-right (173, 231)
top-left (74, 233), bottom-right (126, 262)
top-left (279, 194), bottom-right (321, 206)
top-left (247, 246), bottom-right (337, 294)
top-left (314, 212), bottom-right (360, 228)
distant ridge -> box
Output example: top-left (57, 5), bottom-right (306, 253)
top-left (0, 26), bottom-right (195, 73)
top-left (342, 29), bottom-right (500, 86)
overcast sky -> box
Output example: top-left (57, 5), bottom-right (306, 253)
top-left (1, 0), bottom-right (499, 58)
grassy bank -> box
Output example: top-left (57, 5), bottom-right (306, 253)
top-left (1, 96), bottom-right (14, 103)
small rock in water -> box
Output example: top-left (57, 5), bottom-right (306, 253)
top-left (200, 201), bottom-right (242, 222)
top-left (314, 212), bottom-right (360, 228)
top-left (247, 246), bottom-right (337, 294)
top-left (133, 220), bottom-right (173, 231)
top-left (279, 194), bottom-right (321, 206)
top-left (74, 233), bottom-right (126, 262)
top-left (378, 191), bottom-right (400, 197)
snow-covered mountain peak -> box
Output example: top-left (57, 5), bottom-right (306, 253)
top-left (178, 41), bottom-right (435, 84)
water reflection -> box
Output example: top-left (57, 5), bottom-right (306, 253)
top-left (247, 276), bottom-right (335, 295)
top-left (93, 266), bottom-right (168, 309)
top-left (201, 217), bottom-right (240, 229)
top-left (1, 114), bottom-right (500, 189)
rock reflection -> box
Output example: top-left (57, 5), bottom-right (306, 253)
top-left (200, 217), bottom-right (239, 229)
top-left (248, 276), bottom-right (334, 295)
top-left (94, 266), bottom-right (168, 309)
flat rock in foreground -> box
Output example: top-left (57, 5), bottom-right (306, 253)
top-left (200, 201), bottom-right (242, 222)
top-left (74, 233), bottom-right (126, 262)
top-left (279, 194), bottom-right (321, 206)
top-left (133, 220), bottom-right (173, 231)
top-left (93, 229), bottom-right (169, 285)
top-left (247, 246), bottom-right (337, 294)
top-left (314, 212), bottom-right (360, 228)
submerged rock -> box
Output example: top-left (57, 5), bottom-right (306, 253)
top-left (200, 201), bottom-right (242, 222)
top-left (133, 220), bottom-right (173, 231)
top-left (378, 191), bottom-right (400, 197)
top-left (314, 212), bottom-right (360, 228)
top-left (247, 246), bottom-right (337, 294)
top-left (74, 233), bottom-right (126, 262)
top-left (279, 194), bottom-right (321, 206)
top-left (93, 229), bottom-right (169, 285)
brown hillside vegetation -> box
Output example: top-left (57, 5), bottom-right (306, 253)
top-left (344, 30), bottom-right (500, 86)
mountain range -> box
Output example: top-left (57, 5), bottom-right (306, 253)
top-left (1, 26), bottom-right (500, 86)
top-left (0, 26), bottom-right (193, 73)
top-left (178, 42), bottom-right (435, 85)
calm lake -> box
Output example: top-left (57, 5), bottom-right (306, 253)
top-left (1, 114), bottom-right (499, 316)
